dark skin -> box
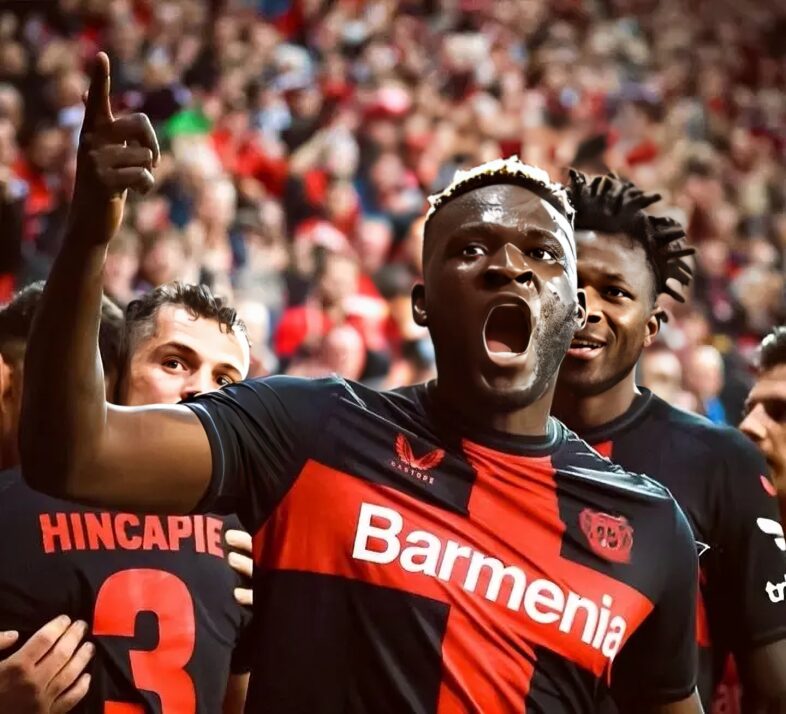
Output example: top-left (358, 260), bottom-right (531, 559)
top-left (554, 230), bottom-right (786, 713)
top-left (552, 230), bottom-right (660, 428)
top-left (21, 55), bottom-right (701, 714)
top-left (414, 185), bottom-right (585, 436)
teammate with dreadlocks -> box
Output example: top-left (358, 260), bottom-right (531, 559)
top-left (554, 170), bottom-right (786, 712)
top-left (21, 53), bottom-right (703, 713)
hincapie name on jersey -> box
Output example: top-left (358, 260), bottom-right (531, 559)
top-left (353, 502), bottom-right (628, 661)
top-left (38, 512), bottom-right (226, 556)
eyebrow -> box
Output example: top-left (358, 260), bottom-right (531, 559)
top-left (599, 271), bottom-right (631, 285)
top-left (155, 341), bottom-right (243, 378)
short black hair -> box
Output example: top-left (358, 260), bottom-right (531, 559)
top-left (759, 326), bottom-right (786, 371)
top-left (568, 169), bottom-right (694, 306)
top-left (125, 282), bottom-right (249, 350)
top-left (424, 157), bottom-right (574, 243)
top-left (0, 281), bottom-right (125, 374)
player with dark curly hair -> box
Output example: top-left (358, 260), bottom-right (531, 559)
top-left (554, 170), bottom-right (786, 712)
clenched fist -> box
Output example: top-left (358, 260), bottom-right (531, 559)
top-left (71, 52), bottom-right (160, 243)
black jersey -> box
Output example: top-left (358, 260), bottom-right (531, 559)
top-left (0, 468), bottom-right (251, 713)
top-left (184, 376), bottom-right (699, 712)
top-left (578, 389), bottom-right (786, 709)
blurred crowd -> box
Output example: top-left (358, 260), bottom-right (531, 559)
top-left (0, 0), bottom-right (784, 423)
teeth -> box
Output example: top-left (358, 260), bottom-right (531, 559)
top-left (573, 341), bottom-right (602, 349)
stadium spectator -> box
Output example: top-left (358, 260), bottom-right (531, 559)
top-left (0, 0), bottom-right (779, 405)
top-left (684, 344), bottom-right (728, 424)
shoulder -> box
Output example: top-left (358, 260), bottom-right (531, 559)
top-left (0, 467), bottom-right (23, 504)
top-left (190, 374), bottom-right (353, 413)
top-left (243, 374), bottom-right (354, 401)
top-left (645, 396), bottom-right (765, 473)
top-left (0, 467), bottom-right (51, 502)
top-left (0, 467), bottom-right (21, 486)
top-left (556, 423), bottom-right (674, 502)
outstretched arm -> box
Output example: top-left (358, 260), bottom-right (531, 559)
top-left (20, 53), bottom-right (212, 513)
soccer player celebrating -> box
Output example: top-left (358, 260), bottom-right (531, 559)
top-left (0, 281), bottom-right (254, 712)
top-left (553, 170), bottom-right (786, 711)
top-left (741, 326), bottom-right (786, 525)
top-left (21, 55), bottom-right (702, 712)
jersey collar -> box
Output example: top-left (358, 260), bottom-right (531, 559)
top-left (576, 388), bottom-right (655, 444)
top-left (416, 381), bottom-right (566, 457)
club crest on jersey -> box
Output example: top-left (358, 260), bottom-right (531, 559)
top-left (391, 433), bottom-right (445, 486)
top-left (579, 509), bottom-right (634, 564)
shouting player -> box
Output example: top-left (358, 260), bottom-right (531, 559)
top-left (0, 281), bottom-right (254, 712)
top-left (741, 326), bottom-right (786, 524)
top-left (553, 170), bottom-right (786, 711)
top-left (22, 55), bottom-right (702, 712)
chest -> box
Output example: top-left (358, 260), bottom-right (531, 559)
top-left (254, 411), bottom-right (660, 676)
top-left (592, 434), bottom-right (718, 544)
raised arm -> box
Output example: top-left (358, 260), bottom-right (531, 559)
top-left (20, 53), bottom-right (212, 513)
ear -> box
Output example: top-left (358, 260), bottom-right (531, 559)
top-left (411, 283), bottom-right (427, 327)
top-left (574, 289), bottom-right (588, 331)
top-left (644, 307), bottom-right (662, 347)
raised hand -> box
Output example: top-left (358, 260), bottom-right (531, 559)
top-left (71, 52), bottom-right (160, 244)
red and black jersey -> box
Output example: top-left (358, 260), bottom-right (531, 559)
top-left (185, 376), bottom-right (699, 712)
top-left (0, 468), bottom-right (252, 713)
top-left (578, 389), bottom-right (786, 710)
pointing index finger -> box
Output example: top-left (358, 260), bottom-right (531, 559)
top-left (82, 52), bottom-right (112, 133)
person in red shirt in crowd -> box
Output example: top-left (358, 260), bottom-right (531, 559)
top-left (12, 122), bottom-right (68, 242)
top-left (211, 98), bottom-right (288, 199)
top-left (274, 249), bottom-right (389, 378)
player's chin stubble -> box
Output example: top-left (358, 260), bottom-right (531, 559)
top-left (481, 302), bottom-right (577, 411)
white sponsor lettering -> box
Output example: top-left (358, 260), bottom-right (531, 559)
top-left (352, 502), bottom-right (629, 661)
top-left (766, 574), bottom-right (786, 604)
top-left (757, 518), bottom-right (786, 551)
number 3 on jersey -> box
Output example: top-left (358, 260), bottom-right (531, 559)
top-left (93, 568), bottom-right (197, 713)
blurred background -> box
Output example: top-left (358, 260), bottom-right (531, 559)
top-left (0, 0), bottom-right (783, 424)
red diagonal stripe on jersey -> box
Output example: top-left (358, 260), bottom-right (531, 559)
top-left (254, 452), bottom-right (654, 711)
top-left (593, 440), bottom-right (614, 459)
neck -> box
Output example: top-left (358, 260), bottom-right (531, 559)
top-left (432, 378), bottom-right (555, 438)
top-left (553, 369), bottom-right (638, 433)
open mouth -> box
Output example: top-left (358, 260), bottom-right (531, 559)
top-left (567, 335), bottom-right (606, 361)
top-left (483, 303), bottom-right (532, 357)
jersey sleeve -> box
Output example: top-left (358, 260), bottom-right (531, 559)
top-left (183, 376), bottom-right (342, 527)
top-left (715, 431), bottom-right (786, 651)
top-left (610, 500), bottom-right (699, 706)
